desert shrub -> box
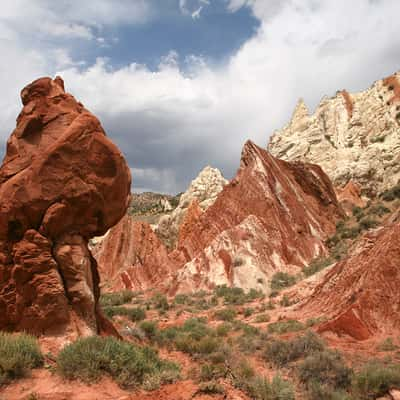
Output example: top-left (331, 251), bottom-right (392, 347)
top-left (264, 331), bottom-right (324, 367)
top-left (270, 272), bottom-right (297, 291)
top-left (370, 135), bottom-right (386, 143)
top-left (243, 307), bottom-right (254, 318)
top-left (381, 184), bottom-right (400, 201)
top-left (298, 350), bottom-right (352, 390)
top-left (369, 204), bottom-right (390, 217)
top-left (0, 332), bottom-right (43, 385)
top-left (200, 363), bottom-right (227, 381)
top-left (340, 226), bottom-right (360, 239)
top-left (306, 317), bottom-right (327, 327)
top-left (198, 381), bottom-right (225, 394)
top-left (139, 320), bottom-right (159, 340)
top-left (306, 381), bottom-right (353, 400)
top-left (359, 217), bottom-right (379, 231)
top-left (151, 293), bottom-right (169, 311)
top-left (214, 307), bottom-right (237, 322)
top-left (280, 295), bottom-right (292, 307)
top-left (255, 313), bottom-right (271, 323)
top-left (236, 327), bottom-right (267, 354)
top-left (377, 337), bottom-right (398, 352)
top-left (99, 290), bottom-right (135, 307)
top-left (103, 306), bottom-right (146, 321)
top-left (268, 319), bottom-right (305, 335)
top-left (353, 362), bottom-right (400, 398)
top-left (214, 285), bottom-right (263, 305)
top-left (326, 234), bottom-right (340, 247)
top-left (174, 294), bottom-right (190, 305)
top-left (216, 322), bottom-right (232, 337)
top-left (303, 257), bottom-right (333, 277)
top-left (57, 336), bottom-right (180, 389)
top-left (248, 375), bottom-right (295, 400)
top-left (352, 206), bottom-right (364, 219)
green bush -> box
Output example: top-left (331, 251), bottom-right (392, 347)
top-left (198, 381), bottom-right (225, 394)
top-left (264, 331), bottom-right (324, 367)
top-left (214, 285), bottom-right (263, 305)
top-left (0, 332), bottom-right (43, 385)
top-left (200, 363), bottom-right (227, 381)
top-left (139, 320), bottom-right (159, 340)
top-left (298, 350), bottom-right (352, 390)
top-left (214, 307), bottom-right (237, 322)
top-left (174, 294), bottom-right (190, 305)
top-left (248, 375), bottom-right (295, 400)
top-left (377, 337), bottom-right (397, 352)
top-left (340, 226), bottom-right (360, 239)
top-left (306, 380), bottom-right (353, 400)
top-left (216, 322), bottom-right (232, 337)
top-left (381, 184), bottom-right (400, 201)
top-left (352, 206), bottom-right (364, 220)
top-left (99, 290), bottom-right (135, 307)
top-left (270, 272), bottom-right (297, 291)
top-left (267, 319), bottom-right (305, 335)
top-left (369, 204), bottom-right (390, 217)
top-left (151, 293), bottom-right (169, 311)
top-left (303, 257), bottom-right (333, 277)
top-left (255, 313), bottom-right (270, 323)
top-left (359, 218), bottom-right (379, 231)
top-left (236, 327), bottom-right (267, 354)
top-left (243, 307), bottom-right (254, 318)
top-left (280, 295), bottom-right (292, 307)
top-left (353, 362), bottom-right (400, 398)
top-left (103, 306), bottom-right (146, 321)
top-left (57, 336), bottom-right (179, 389)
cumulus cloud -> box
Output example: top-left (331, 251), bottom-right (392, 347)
top-left (1, 0), bottom-right (400, 193)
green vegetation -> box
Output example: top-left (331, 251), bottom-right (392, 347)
top-left (103, 306), bottom-right (146, 321)
top-left (303, 256), bottom-right (333, 277)
top-left (214, 285), bottom-right (263, 305)
top-left (353, 362), bottom-right (400, 399)
top-left (381, 183), bottom-right (400, 201)
top-left (99, 290), bottom-right (135, 307)
top-left (214, 307), bottom-right (237, 322)
top-left (198, 381), bottom-right (225, 394)
top-left (359, 217), bottom-right (379, 231)
top-left (255, 313), bottom-right (270, 323)
top-left (377, 337), bottom-right (398, 352)
top-left (247, 375), bottom-right (295, 400)
top-left (264, 331), bottom-right (324, 367)
top-left (0, 332), bottom-right (43, 385)
top-left (267, 319), bottom-right (305, 335)
top-left (57, 336), bottom-right (180, 389)
top-left (270, 272), bottom-right (297, 291)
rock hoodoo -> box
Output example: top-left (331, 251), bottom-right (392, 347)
top-left (268, 72), bottom-right (400, 196)
top-left (0, 77), bottom-right (131, 335)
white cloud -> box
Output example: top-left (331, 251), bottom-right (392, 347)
top-left (1, 0), bottom-right (400, 193)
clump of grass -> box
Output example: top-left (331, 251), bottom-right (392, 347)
top-left (198, 381), bottom-right (225, 395)
top-left (103, 306), bottom-right (146, 321)
top-left (236, 326), bottom-right (267, 354)
top-left (303, 257), bottom-right (333, 277)
top-left (248, 375), bottom-right (295, 400)
top-left (270, 272), bottom-right (297, 291)
top-left (214, 307), bottom-right (237, 322)
top-left (353, 361), bottom-right (400, 398)
top-left (214, 285), bottom-right (263, 305)
top-left (243, 307), bottom-right (254, 318)
top-left (298, 350), bottom-right (352, 391)
top-left (151, 292), bottom-right (169, 311)
top-left (57, 336), bottom-right (180, 389)
top-left (267, 319), bottom-right (305, 335)
top-left (377, 337), bottom-right (398, 352)
top-left (264, 331), bottom-right (324, 367)
top-left (99, 290), bottom-right (135, 307)
top-left (0, 332), bottom-right (43, 385)
top-left (381, 184), bottom-right (400, 201)
top-left (359, 217), bottom-right (379, 231)
top-left (255, 313), bottom-right (270, 323)
top-left (139, 320), bottom-right (159, 340)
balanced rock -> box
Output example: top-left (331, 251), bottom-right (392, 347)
top-left (268, 72), bottom-right (400, 197)
top-left (0, 77), bottom-right (131, 335)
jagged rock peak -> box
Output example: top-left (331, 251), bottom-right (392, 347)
top-left (156, 165), bottom-right (227, 249)
top-left (268, 71), bottom-right (400, 196)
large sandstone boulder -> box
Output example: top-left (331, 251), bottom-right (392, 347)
top-left (156, 166), bottom-right (227, 249)
top-left (172, 141), bottom-right (344, 294)
top-left (268, 72), bottom-right (400, 197)
top-left (0, 77), bottom-right (131, 336)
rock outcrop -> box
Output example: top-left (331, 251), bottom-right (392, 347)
top-left (0, 77), bottom-right (131, 335)
top-left (299, 221), bottom-right (400, 340)
top-left (94, 215), bottom-right (179, 292)
top-left (268, 72), bottom-right (400, 196)
top-left (172, 141), bottom-right (344, 294)
top-left (156, 166), bottom-right (227, 249)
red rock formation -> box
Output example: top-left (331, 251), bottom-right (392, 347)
top-left (172, 141), bottom-right (344, 293)
top-left (340, 90), bottom-right (353, 118)
top-left (94, 215), bottom-right (179, 292)
top-left (300, 221), bottom-right (400, 340)
top-left (0, 77), bottom-right (131, 335)
top-left (336, 180), bottom-right (366, 214)
top-left (177, 200), bottom-right (202, 249)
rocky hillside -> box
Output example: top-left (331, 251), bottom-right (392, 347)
top-left (268, 72), bottom-right (400, 196)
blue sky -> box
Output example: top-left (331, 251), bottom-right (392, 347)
top-left (1, 0), bottom-right (400, 193)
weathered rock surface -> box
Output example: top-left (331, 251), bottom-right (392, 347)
top-left (268, 72), bottom-right (400, 196)
top-left (94, 215), bottom-right (179, 292)
top-left (156, 166), bottom-right (227, 249)
top-left (172, 141), bottom-right (344, 294)
top-left (0, 77), bottom-right (131, 335)
top-left (299, 221), bottom-right (400, 340)
top-left (336, 180), bottom-right (366, 214)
